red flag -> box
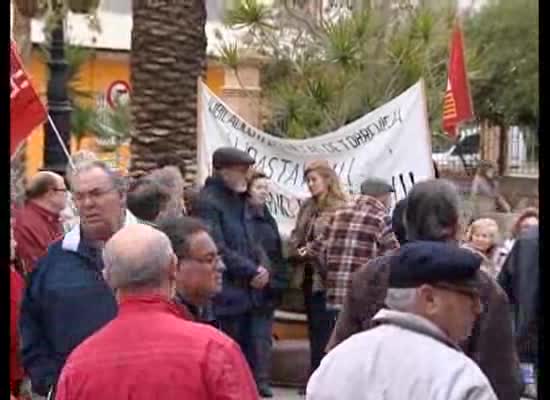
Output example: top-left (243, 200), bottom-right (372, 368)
top-left (442, 22), bottom-right (474, 138)
top-left (10, 40), bottom-right (47, 157)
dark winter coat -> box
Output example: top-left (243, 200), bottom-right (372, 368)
top-left (328, 250), bottom-right (523, 400)
top-left (19, 227), bottom-right (118, 396)
top-left (245, 202), bottom-right (289, 310)
top-left (498, 226), bottom-right (539, 363)
top-left (195, 176), bottom-right (259, 317)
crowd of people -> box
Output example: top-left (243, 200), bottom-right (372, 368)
top-left (9, 147), bottom-right (539, 400)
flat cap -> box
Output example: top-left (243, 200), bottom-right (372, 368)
top-left (360, 177), bottom-right (394, 196)
top-left (212, 147), bottom-right (255, 169)
top-left (389, 241), bottom-right (483, 293)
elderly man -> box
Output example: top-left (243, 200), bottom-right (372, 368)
top-left (303, 178), bottom-right (399, 313)
top-left (327, 179), bottom-right (522, 400)
top-left (307, 242), bottom-right (497, 400)
top-left (359, 177), bottom-right (395, 209)
top-left (55, 224), bottom-right (258, 400)
top-left (195, 147), bottom-right (270, 368)
top-left (158, 216), bottom-right (224, 323)
top-left (20, 160), bottom-right (134, 398)
top-left (14, 171), bottom-right (66, 272)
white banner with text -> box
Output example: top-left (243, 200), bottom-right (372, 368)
top-left (198, 80), bottom-right (434, 237)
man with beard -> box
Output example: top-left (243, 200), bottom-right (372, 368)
top-left (20, 161), bottom-right (133, 398)
top-left (195, 147), bottom-right (270, 374)
top-left (326, 179), bottom-right (522, 400)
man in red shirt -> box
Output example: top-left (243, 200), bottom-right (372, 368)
top-left (55, 223), bottom-right (259, 400)
top-left (14, 171), bottom-right (66, 272)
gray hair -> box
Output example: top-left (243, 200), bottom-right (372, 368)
top-left (70, 160), bottom-right (127, 195)
top-left (103, 229), bottom-right (174, 290)
top-left (405, 179), bottom-right (461, 242)
top-left (148, 166), bottom-right (185, 216)
top-left (385, 288), bottom-right (418, 311)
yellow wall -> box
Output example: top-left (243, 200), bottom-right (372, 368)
top-left (25, 48), bottom-right (225, 178)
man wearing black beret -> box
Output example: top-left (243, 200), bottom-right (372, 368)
top-left (327, 179), bottom-right (522, 400)
top-left (307, 242), bottom-right (497, 400)
top-left (195, 147), bottom-right (271, 394)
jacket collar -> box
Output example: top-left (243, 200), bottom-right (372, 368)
top-left (373, 309), bottom-right (461, 351)
top-left (173, 292), bottom-right (200, 321)
top-left (62, 210), bottom-right (139, 253)
top-left (26, 200), bottom-right (60, 222)
top-left (118, 294), bottom-right (191, 320)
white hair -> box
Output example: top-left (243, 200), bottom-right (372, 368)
top-left (384, 288), bottom-right (418, 311)
top-left (103, 230), bottom-right (174, 291)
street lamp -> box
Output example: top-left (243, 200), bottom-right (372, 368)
top-left (42, 0), bottom-right (71, 175)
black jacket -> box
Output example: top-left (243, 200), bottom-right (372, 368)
top-left (498, 226), bottom-right (539, 362)
top-left (195, 176), bottom-right (259, 316)
top-left (245, 202), bottom-right (289, 310)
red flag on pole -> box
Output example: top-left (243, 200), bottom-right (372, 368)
top-left (442, 22), bottom-right (474, 138)
top-left (10, 40), bottom-right (47, 157)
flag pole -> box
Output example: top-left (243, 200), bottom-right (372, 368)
top-left (47, 114), bottom-right (75, 169)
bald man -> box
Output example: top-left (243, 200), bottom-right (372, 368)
top-left (14, 171), bottom-right (67, 272)
top-left (55, 224), bottom-right (259, 400)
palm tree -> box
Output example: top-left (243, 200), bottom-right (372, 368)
top-left (128, 0), bottom-right (207, 186)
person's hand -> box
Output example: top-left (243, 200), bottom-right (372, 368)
top-left (251, 266), bottom-right (270, 289)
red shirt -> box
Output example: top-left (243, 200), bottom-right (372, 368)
top-left (10, 266), bottom-right (25, 392)
top-left (55, 295), bottom-right (259, 400)
top-left (14, 202), bottom-right (63, 272)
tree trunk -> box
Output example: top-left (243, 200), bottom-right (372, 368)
top-left (129, 0), bottom-right (207, 187)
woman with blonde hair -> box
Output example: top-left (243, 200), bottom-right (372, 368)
top-left (463, 218), bottom-right (507, 278)
top-left (288, 160), bottom-right (348, 391)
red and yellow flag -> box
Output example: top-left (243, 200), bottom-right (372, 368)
top-left (442, 22), bottom-right (474, 138)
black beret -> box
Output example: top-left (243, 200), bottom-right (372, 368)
top-left (389, 241), bottom-right (482, 291)
top-left (212, 147), bottom-right (255, 169)
top-left (360, 177), bottom-right (394, 196)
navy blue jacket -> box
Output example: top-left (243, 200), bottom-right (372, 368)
top-left (19, 228), bottom-right (117, 395)
top-left (195, 176), bottom-right (259, 317)
top-left (245, 202), bottom-right (289, 310)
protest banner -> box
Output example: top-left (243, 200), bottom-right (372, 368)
top-left (198, 80), bottom-right (434, 237)
top-left (10, 40), bottom-right (47, 157)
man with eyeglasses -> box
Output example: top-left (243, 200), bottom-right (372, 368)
top-left (13, 171), bottom-right (66, 273)
top-left (158, 216), bottom-right (225, 324)
top-left (307, 242), bottom-right (497, 400)
top-left (20, 160), bottom-right (134, 399)
top-left (326, 179), bottom-right (523, 400)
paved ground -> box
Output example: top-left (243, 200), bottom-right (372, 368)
top-left (273, 387), bottom-right (304, 400)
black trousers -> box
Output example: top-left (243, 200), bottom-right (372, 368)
top-left (303, 286), bottom-right (338, 376)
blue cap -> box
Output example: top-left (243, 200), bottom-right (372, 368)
top-left (389, 241), bottom-right (483, 292)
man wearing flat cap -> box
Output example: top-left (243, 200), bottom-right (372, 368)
top-left (307, 242), bottom-right (497, 400)
top-left (195, 147), bottom-right (270, 380)
top-left (359, 177), bottom-right (394, 210)
top-left (327, 179), bottom-right (521, 400)
top-left (303, 177), bottom-right (399, 312)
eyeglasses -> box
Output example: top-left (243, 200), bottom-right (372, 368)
top-left (73, 187), bottom-right (117, 203)
top-left (52, 188), bottom-right (67, 193)
top-left (184, 253), bottom-right (222, 266)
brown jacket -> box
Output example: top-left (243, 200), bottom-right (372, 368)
top-left (327, 253), bottom-right (522, 400)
